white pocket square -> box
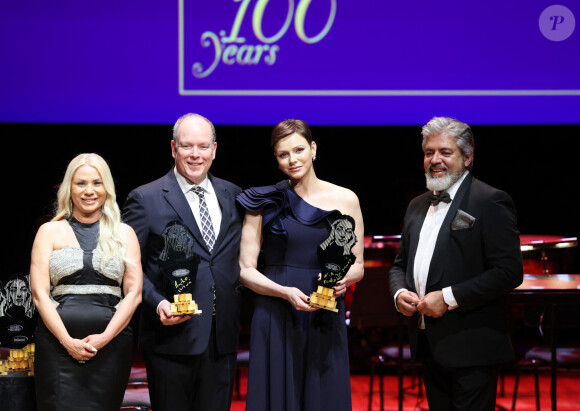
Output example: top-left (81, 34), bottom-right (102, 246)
top-left (451, 209), bottom-right (476, 230)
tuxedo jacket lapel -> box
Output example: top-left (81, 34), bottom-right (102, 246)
top-left (427, 174), bottom-right (472, 287)
top-left (159, 172), bottom-right (237, 256)
top-left (209, 174), bottom-right (233, 254)
top-left (161, 171), bottom-right (207, 253)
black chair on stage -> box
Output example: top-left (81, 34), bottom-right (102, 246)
top-left (234, 348), bottom-right (250, 400)
top-left (233, 285), bottom-right (254, 401)
top-left (349, 244), bottom-right (422, 411)
top-left (511, 304), bottom-right (580, 411)
top-left (120, 347), bottom-right (151, 411)
top-left (120, 387), bottom-right (151, 411)
top-left (121, 380), bottom-right (151, 411)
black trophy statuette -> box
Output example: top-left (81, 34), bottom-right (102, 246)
top-left (0, 274), bottom-right (37, 350)
top-left (309, 215), bottom-right (357, 312)
top-left (159, 221), bottom-right (202, 316)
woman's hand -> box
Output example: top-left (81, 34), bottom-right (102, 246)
top-left (62, 337), bottom-right (98, 362)
top-left (82, 333), bottom-right (112, 352)
top-left (315, 272), bottom-right (349, 299)
top-left (333, 277), bottom-right (349, 297)
top-left (284, 287), bottom-right (318, 312)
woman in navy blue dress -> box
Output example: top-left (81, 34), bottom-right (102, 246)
top-left (237, 119), bottom-right (364, 410)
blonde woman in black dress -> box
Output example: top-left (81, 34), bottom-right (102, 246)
top-left (30, 153), bottom-right (142, 410)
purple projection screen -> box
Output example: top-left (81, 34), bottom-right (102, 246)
top-left (1, 0), bottom-right (579, 125)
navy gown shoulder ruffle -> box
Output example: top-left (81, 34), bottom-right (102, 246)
top-left (236, 180), bottom-right (341, 236)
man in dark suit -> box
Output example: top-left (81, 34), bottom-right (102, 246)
top-left (123, 113), bottom-right (243, 410)
top-left (388, 116), bottom-right (523, 411)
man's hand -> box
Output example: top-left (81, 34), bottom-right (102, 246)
top-left (396, 290), bottom-right (420, 316)
top-left (158, 300), bottom-right (191, 325)
top-left (417, 290), bottom-right (448, 318)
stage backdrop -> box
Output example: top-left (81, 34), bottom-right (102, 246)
top-left (1, 0), bottom-right (579, 125)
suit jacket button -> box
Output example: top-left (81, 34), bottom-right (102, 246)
top-left (209, 286), bottom-right (216, 293)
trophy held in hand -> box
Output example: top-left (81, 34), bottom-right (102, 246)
top-left (310, 215), bottom-right (356, 312)
top-left (160, 221), bottom-right (202, 316)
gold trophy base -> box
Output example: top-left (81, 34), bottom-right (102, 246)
top-left (0, 344), bottom-right (35, 375)
top-left (309, 285), bottom-right (338, 312)
top-left (171, 293), bottom-right (202, 315)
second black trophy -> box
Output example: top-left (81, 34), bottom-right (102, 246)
top-left (309, 215), bottom-right (356, 312)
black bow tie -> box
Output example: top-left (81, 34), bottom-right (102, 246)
top-left (430, 191), bottom-right (451, 206)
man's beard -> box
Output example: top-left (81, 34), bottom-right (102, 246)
top-left (425, 166), bottom-right (464, 192)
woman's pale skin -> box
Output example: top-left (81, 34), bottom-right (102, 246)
top-left (239, 133), bottom-right (365, 311)
top-left (30, 165), bottom-right (142, 362)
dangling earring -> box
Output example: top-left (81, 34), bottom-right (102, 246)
top-left (312, 155), bottom-right (317, 161)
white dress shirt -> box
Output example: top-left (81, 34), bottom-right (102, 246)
top-left (395, 172), bottom-right (468, 327)
top-left (174, 168), bottom-right (222, 239)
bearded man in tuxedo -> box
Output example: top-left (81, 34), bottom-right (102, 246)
top-left (389, 116), bottom-right (523, 411)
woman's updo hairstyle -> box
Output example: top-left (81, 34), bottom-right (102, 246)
top-left (271, 119), bottom-right (313, 151)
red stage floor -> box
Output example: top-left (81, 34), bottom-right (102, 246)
top-left (229, 369), bottom-right (580, 411)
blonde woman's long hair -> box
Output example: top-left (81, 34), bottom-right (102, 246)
top-left (53, 153), bottom-right (127, 268)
